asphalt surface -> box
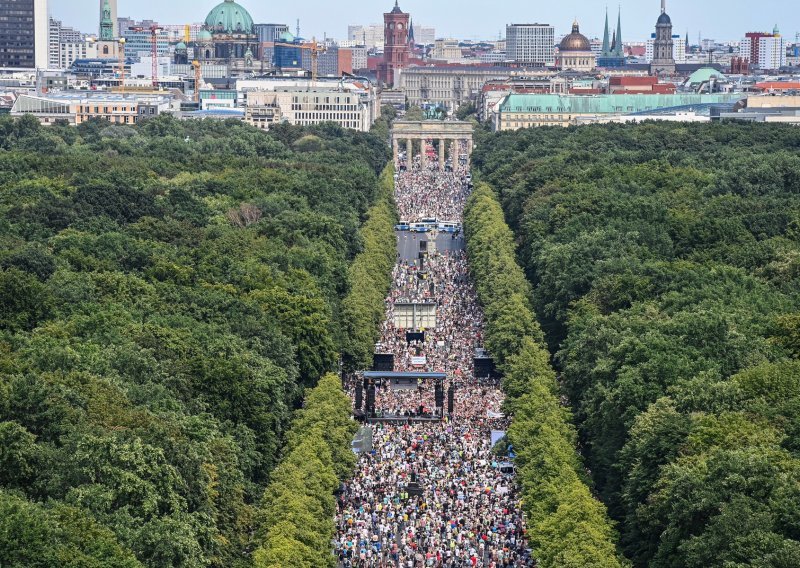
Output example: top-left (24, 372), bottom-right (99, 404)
top-left (396, 230), bottom-right (465, 263)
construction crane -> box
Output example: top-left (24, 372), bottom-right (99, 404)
top-left (117, 37), bottom-right (126, 92)
top-left (132, 25), bottom-right (163, 89)
top-left (192, 60), bottom-right (202, 103)
top-left (309, 37), bottom-right (327, 82)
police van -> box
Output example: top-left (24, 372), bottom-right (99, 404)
top-left (438, 221), bottom-right (461, 233)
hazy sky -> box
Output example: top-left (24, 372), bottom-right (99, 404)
top-left (52, 0), bottom-right (798, 43)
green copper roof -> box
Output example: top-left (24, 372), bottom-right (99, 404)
top-left (205, 0), bottom-right (254, 34)
top-left (499, 93), bottom-right (743, 114)
top-left (686, 68), bottom-right (726, 85)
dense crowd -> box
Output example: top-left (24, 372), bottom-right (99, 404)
top-left (394, 171), bottom-right (470, 223)
top-left (335, 167), bottom-right (530, 566)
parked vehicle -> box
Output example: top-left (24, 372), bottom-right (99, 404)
top-left (438, 221), bottom-right (461, 233)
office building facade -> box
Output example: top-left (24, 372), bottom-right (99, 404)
top-left (397, 66), bottom-right (521, 111)
top-left (255, 23), bottom-right (289, 43)
top-left (0, 0), bottom-right (48, 69)
top-left (506, 24), bottom-right (555, 66)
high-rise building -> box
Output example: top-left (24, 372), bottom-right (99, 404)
top-left (255, 23), bottom-right (290, 43)
top-left (48, 16), bottom-right (84, 69)
top-left (347, 24), bottom-right (384, 49)
top-left (123, 29), bottom-right (170, 61)
top-left (651, 0), bottom-right (676, 75)
top-left (0, 0), bottom-right (48, 69)
top-left (506, 23), bottom-right (555, 66)
top-left (48, 16), bottom-right (61, 69)
top-left (415, 26), bottom-right (435, 47)
top-left (741, 27), bottom-right (786, 70)
top-left (378, 1), bottom-right (410, 86)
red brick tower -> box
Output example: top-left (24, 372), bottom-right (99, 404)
top-left (378, 1), bottom-right (410, 86)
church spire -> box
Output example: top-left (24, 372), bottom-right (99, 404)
top-left (100, 0), bottom-right (114, 40)
top-left (601, 8), bottom-right (610, 56)
top-left (614, 6), bottom-right (623, 57)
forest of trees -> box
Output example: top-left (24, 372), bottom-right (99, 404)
top-left (464, 183), bottom-right (623, 567)
top-left (0, 114), bottom-right (389, 567)
top-left (474, 122), bottom-right (800, 567)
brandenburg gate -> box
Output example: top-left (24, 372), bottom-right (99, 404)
top-left (391, 120), bottom-right (474, 170)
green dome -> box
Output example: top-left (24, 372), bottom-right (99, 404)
top-left (205, 0), bottom-right (254, 34)
top-left (686, 67), bottom-right (726, 85)
top-left (175, 41), bottom-right (187, 50)
top-left (197, 29), bottom-right (212, 42)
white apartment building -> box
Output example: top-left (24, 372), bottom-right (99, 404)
top-left (739, 34), bottom-right (786, 70)
top-left (348, 46), bottom-right (368, 71)
top-left (759, 35), bottom-right (786, 69)
top-left (415, 26), bottom-right (435, 46)
top-left (646, 34), bottom-right (686, 63)
top-left (505, 24), bottom-right (555, 66)
top-left (479, 51), bottom-right (508, 64)
top-left (48, 17), bottom-right (61, 69)
top-left (347, 25), bottom-right (384, 49)
top-left (59, 42), bottom-right (95, 69)
top-left (245, 87), bottom-right (376, 132)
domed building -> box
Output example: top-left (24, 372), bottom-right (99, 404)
top-left (557, 21), bottom-right (596, 71)
top-left (197, 0), bottom-right (262, 71)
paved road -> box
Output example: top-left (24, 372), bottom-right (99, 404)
top-left (396, 230), bottom-right (465, 262)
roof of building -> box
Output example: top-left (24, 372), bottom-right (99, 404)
top-left (559, 21), bottom-right (591, 52)
top-left (197, 29), bottom-right (213, 41)
top-left (205, 0), bottom-right (254, 35)
top-left (657, 12), bottom-right (672, 25)
top-left (686, 67), bottom-right (726, 85)
top-left (499, 93), bottom-right (744, 114)
top-left (184, 108), bottom-right (245, 118)
top-left (756, 81), bottom-right (800, 91)
top-left (390, 1), bottom-right (404, 14)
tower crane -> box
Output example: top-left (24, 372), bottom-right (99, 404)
top-left (192, 60), bottom-right (202, 103)
top-left (117, 37), bottom-right (126, 92)
top-left (132, 25), bottom-right (163, 88)
top-left (310, 37), bottom-right (327, 82)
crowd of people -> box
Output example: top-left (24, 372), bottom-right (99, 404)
top-left (394, 171), bottom-right (470, 223)
top-left (335, 166), bottom-right (530, 567)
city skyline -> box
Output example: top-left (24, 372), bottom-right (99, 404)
top-left (51, 0), bottom-right (799, 44)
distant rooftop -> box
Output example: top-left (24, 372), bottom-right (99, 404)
top-left (500, 93), bottom-right (745, 115)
